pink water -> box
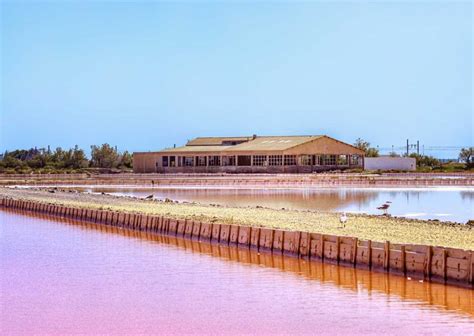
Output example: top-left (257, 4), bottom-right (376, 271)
top-left (1, 210), bottom-right (473, 335)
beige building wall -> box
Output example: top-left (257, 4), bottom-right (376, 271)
top-left (284, 136), bottom-right (363, 155)
top-left (133, 136), bottom-right (365, 173)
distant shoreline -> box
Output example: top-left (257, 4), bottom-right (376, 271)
top-left (1, 172), bottom-right (473, 187)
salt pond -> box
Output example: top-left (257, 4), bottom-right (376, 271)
top-left (1, 211), bottom-right (473, 335)
top-left (71, 185), bottom-right (474, 223)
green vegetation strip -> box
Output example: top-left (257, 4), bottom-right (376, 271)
top-left (1, 188), bottom-right (473, 250)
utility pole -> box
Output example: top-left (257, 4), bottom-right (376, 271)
top-left (406, 139), bottom-right (409, 156)
top-left (417, 140), bottom-right (420, 155)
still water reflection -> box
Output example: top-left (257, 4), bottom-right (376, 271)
top-left (79, 186), bottom-right (474, 223)
top-left (1, 210), bottom-right (473, 335)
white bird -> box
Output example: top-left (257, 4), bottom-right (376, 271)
top-left (339, 212), bottom-right (348, 228)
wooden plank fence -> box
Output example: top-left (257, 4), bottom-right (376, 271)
top-left (1, 197), bottom-right (472, 288)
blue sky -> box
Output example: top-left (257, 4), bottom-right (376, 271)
top-left (1, 1), bottom-right (472, 157)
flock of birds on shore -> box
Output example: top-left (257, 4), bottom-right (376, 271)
top-left (46, 188), bottom-right (396, 229)
top-left (144, 192), bottom-right (394, 230)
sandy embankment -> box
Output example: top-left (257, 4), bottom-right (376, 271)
top-left (1, 187), bottom-right (473, 250)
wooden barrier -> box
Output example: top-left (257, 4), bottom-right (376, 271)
top-left (323, 235), bottom-right (339, 264)
top-left (299, 232), bottom-right (310, 259)
top-left (445, 248), bottom-right (472, 286)
top-left (272, 230), bottom-right (284, 254)
top-left (388, 244), bottom-right (406, 275)
top-left (237, 226), bottom-right (250, 249)
top-left (163, 217), bottom-right (170, 234)
top-left (249, 227), bottom-right (260, 251)
top-left (177, 219), bottom-right (186, 236)
top-left (169, 219), bottom-right (178, 236)
top-left (229, 225), bottom-right (239, 246)
top-left (192, 221), bottom-right (201, 240)
top-left (405, 244), bottom-right (428, 278)
top-left (183, 219), bottom-right (192, 238)
top-left (370, 241), bottom-right (386, 271)
top-left (219, 224), bottom-right (231, 245)
top-left (211, 223), bottom-right (221, 243)
top-left (0, 197), bottom-right (472, 288)
top-left (156, 216), bottom-right (163, 232)
top-left (310, 233), bottom-right (324, 260)
top-left (200, 223), bottom-right (212, 241)
top-left (339, 237), bottom-right (357, 266)
top-left (283, 231), bottom-right (300, 257)
top-left (259, 228), bottom-right (274, 253)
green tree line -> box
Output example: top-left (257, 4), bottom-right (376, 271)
top-left (0, 144), bottom-right (132, 173)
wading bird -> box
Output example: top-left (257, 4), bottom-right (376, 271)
top-left (377, 203), bottom-right (390, 215)
top-left (339, 212), bottom-right (348, 228)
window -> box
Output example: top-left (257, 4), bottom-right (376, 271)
top-left (314, 155), bottom-right (321, 165)
top-left (208, 156), bottom-right (221, 166)
top-left (300, 155), bottom-right (311, 165)
top-left (253, 155), bottom-right (267, 166)
top-left (222, 156), bottom-right (236, 166)
top-left (268, 155), bottom-right (282, 166)
top-left (351, 155), bottom-right (360, 165)
top-left (184, 157), bottom-right (194, 167)
top-left (196, 156), bottom-right (207, 166)
top-left (337, 155), bottom-right (348, 165)
top-left (237, 155), bottom-right (251, 166)
top-left (162, 156), bottom-right (169, 167)
top-left (322, 155), bottom-right (336, 165)
top-left (170, 156), bottom-right (176, 167)
top-left (284, 155), bottom-right (296, 166)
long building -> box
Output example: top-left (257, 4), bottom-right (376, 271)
top-left (133, 135), bottom-right (365, 173)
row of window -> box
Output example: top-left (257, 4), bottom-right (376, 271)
top-left (161, 155), bottom-right (360, 167)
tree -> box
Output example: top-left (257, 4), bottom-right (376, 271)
top-left (459, 147), bottom-right (474, 169)
top-left (354, 138), bottom-right (379, 157)
top-left (119, 151), bottom-right (133, 168)
top-left (90, 144), bottom-right (120, 168)
top-left (70, 146), bottom-right (89, 169)
top-left (408, 153), bottom-right (440, 168)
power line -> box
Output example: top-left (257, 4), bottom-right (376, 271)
top-left (377, 145), bottom-right (470, 151)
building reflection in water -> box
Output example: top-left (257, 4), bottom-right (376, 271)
top-left (77, 186), bottom-right (474, 222)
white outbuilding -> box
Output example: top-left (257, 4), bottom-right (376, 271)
top-left (364, 157), bottom-right (416, 171)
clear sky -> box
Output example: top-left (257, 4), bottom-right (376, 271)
top-left (1, 1), bottom-right (472, 158)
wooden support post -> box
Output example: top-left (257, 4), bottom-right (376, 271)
top-left (442, 248), bottom-right (447, 283)
top-left (320, 235), bottom-right (324, 261)
top-left (400, 245), bottom-right (406, 276)
top-left (352, 238), bottom-right (358, 266)
top-left (426, 245), bottom-right (432, 279)
top-left (384, 241), bottom-right (390, 271)
top-left (469, 251), bottom-right (473, 286)
top-left (367, 240), bottom-right (372, 269)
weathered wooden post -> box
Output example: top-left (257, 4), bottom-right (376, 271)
top-left (426, 245), bottom-right (432, 279)
top-left (384, 241), bottom-right (390, 271)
